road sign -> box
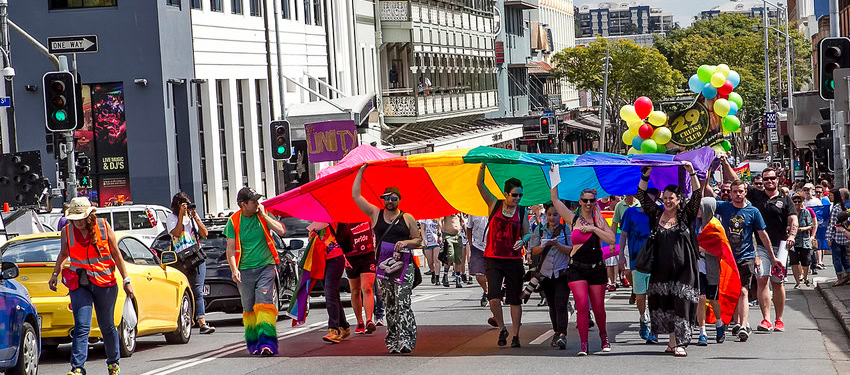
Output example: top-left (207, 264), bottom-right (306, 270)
top-left (765, 111), bottom-right (777, 129)
top-left (47, 35), bottom-right (98, 54)
top-left (543, 110), bottom-right (554, 117)
top-left (769, 127), bottom-right (779, 143)
top-left (0, 97), bottom-right (11, 107)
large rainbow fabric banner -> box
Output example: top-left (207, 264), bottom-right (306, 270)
top-left (264, 145), bottom-right (716, 223)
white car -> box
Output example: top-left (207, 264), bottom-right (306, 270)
top-left (43, 204), bottom-right (171, 247)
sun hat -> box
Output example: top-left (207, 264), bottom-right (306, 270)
top-left (65, 197), bottom-right (96, 221)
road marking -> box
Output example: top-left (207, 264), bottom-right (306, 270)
top-left (530, 329), bottom-right (554, 345)
top-left (145, 293), bottom-right (441, 375)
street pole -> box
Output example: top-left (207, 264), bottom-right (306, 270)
top-left (830, 0), bottom-right (845, 188)
top-left (272, 0), bottom-right (286, 120)
top-left (784, 6), bottom-right (796, 179)
top-left (763, 1), bottom-right (773, 164)
top-left (600, 43), bottom-right (610, 153)
top-left (56, 55), bottom-right (77, 201)
top-left (0, 0), bottom-right (14, 153)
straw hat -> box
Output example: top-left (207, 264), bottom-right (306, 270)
top-left (65, 197), bottom-right (96, 220)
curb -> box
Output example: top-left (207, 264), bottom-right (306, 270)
top-left (816, 282), bottom-right (850, 339)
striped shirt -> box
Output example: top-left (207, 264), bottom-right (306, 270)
top-left (825, 204), bottom-right (850, 246)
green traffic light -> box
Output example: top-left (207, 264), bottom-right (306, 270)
top-left (277, 146), bottom-right (286, 154)
top-left (53, 110), bottom-right (67, 122)
top-left (831, 80), bottom-right (836, 89)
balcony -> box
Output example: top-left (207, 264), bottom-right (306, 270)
top-left (504, 0), bottom-right (538, 9)
top-left (381, 0), bottom-right (410, 22)
top-left (383, 90), bottom-right (498, 123)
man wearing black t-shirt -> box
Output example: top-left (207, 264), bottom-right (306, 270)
top-left (722, 159), bottom-right (797, 333)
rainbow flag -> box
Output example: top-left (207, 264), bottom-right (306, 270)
top-left (697, 217), bottom-right (740, 325)
top-left (285, 228), bottom-right (332, 326)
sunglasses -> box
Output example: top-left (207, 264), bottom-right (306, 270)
top-left (792, 200), bottom-right (803, 203)
top-left (754, 182), bottom-right (764, 186)
top-left (510, 193), bottom-right (523, 198)
top-left (581, 198), bottom-right (596, 203)
top-left (763, 176), bottom-right (778, 181)
top-left (383, 196), bottom-right (399, 202)
top-left (721, 189), bottom-right (731, 192)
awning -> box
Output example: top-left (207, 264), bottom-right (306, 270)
top-left (384, 118), bottom-right (523, 155)
top-left (563, 114), bottom-right (602, 132)
top-left (528, 61), bottom-right (553, 75)
top-left (286, 94), bottom-right (376, 139)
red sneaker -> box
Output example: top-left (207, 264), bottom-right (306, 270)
top-left (607, 284), bottom-right (616, 292)
top-left (757, 319), bottom-right (773, 332)
top-left (355, 322), bottom-right (365, 334)
top-left (774, 320), bottom-right (785, 332)
top-left (621, 277), bottom-right (631, 288)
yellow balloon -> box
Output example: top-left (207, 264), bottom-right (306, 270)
top-left (651, 126), bottom-right (672, 145)
top-left (622, 129), bottom-right (636, 145)
top-left (620, 105), bottom-right (639, 122)
top-left (716, 63), bottom-right (731, 78)
top-left (713, 98), bottom-right (731, 117)
top-left (627, 147), bottom-right (640, 155)
top-left (711, 72), bottom-right (726, 88)
top-left (627, 119), bottom-right (643, 132)
top-left (648, 111), bottom-right (667, 126)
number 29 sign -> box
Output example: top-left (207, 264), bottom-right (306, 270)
top-left (669, 102), bottom-right (722, 151)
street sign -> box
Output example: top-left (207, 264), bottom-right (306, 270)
top-left (47, 35), bottom-right (98, 54)
top-left (769, 127), bottom-right (779, 142)
top-left (0, 97), bottom-right (11, 107)
top-left (543, 110), bottom-right (554, 117)
top-left (765, 111), bottom-right (777, 129)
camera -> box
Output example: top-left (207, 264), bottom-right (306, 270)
top-left (187, 203), bottom-right (197, 210)
top-left (521, 275), bottom-right (541, 304)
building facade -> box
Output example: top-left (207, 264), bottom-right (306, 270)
top-left (577, 1), bottom-right (672, 38)
top-left (699, 0), bottom-right (778, 20)
top-left (538, 0), bottom-right (579, 109)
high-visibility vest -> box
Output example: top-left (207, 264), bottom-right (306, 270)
top-left (67, 219), bottom-right (117, 287)
top-left (229, 210), bottom-right (279, 267)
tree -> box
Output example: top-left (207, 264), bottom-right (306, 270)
top-left (551, 38), bottom-right (683, 152)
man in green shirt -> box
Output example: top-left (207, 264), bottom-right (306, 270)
top-left (224, 187), bottom-right (287, 356)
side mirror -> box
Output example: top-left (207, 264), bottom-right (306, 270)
top-left (288, 239), bottom-right (304, 250)
top-left (160, 251), bottom-right (178, 266)
top-left (1, 261), bottom-right (19, 280)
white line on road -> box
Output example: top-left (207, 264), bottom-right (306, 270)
top-left (145, 293), bottom-right (441, 375)
top-left (530, 329), bottom-right (554, 345)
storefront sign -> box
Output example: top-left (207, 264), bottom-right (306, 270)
top-left (305, 120), bottom-right (358, 163)
top-left (669, 102), bottom-right (722, 151)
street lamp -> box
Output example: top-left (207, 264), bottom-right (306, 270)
top-left (599, 43), bottom-right (611, 153)
top-left (759, 0), bottom-right (794, 166)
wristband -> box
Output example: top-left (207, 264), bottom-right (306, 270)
top-left (641, 175), bottom-right (650, 181)
top-left (522, 233), bottom-right (532, 244)
top-left (123, 277), bottom-right (132, 285)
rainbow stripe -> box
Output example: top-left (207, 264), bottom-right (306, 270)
top-left (244, 303), bottom-right (278, 355)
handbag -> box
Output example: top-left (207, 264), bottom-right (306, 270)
top-left (634, 227), bottom-right (656, 274)
top-left (173, 217), bottom-right (206, 275)
top-left (376, 211), bottom-right (422, 288)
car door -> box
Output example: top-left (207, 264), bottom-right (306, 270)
top-left (0, 279), bottom-right (19, 362)
top-left (116, 239), bottom-right (153, 330)
top-left (123, 237), bottom-right (177, 326)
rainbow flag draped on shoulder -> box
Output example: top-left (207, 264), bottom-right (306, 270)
top-left (285, 228), bottom-right (333, 326)
top-left (697, 217), bottom-right (740, 325)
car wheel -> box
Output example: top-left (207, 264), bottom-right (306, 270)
top-left (118, 311), bottom-right (137, 357)
top-left (164, 291), bottom-right (193, 344)
top-left (8, 321), bottom-right (38, 375)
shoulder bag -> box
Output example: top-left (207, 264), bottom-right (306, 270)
top-left (376, 211), bottom-right (422, 288)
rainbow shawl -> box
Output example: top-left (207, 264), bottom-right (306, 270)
top-left (243, 303), bottom-right (278, 355)
top-left (284, 228), bottom-right (332, 326)
top-left (697, 217), bottom-right (740, 325)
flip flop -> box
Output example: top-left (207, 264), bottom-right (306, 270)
top-left (673, 347), bottom-right (687, 357)
top-left (665, 345), bottom-right (675, 354)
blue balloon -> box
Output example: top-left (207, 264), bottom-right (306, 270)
top-left (728, 101), bottom-right (738, 116)
top-left (727, 70), bottom-right (741, 88)
top-left (688, 74), bottom-right (704, 94)
top-left (632, 135), bottom-right (644, 150)
top-left (702, 83), bottom-right (718, 99)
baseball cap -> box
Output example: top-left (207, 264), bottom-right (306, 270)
top-left (803, 183), bottom-right (815, 190)
top-left (236, 187), bottom-right (263, 203)
top-left (380, 187), bottom-right (401, 199)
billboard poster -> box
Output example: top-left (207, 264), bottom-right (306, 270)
top-left (669, 101), bottom-right (723, 151)
top-left (91, 83), bottom-right (129, 175)
top-left (305, 120), bottom-right (358, 163)
top-left (99, 174), bottom-right (131, 206)
top-left (75, 84), bottom-right (96, 163)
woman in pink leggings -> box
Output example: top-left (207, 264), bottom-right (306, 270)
top-left (549, 165), bottom-right (616, 356)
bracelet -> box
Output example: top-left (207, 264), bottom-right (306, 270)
top-left (641, 175), bottom-right (650, 181)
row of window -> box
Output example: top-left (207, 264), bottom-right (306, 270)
top-left (188, 0), bottom-right (323, 25)
top-left (412, 5), bottom-right (493, 34)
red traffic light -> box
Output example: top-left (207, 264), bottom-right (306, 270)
top-left (542, 118), bottom-right (549, 126)
top-left (828, 46), bottom-right (842, 58)
top-left (50, 80), bottom-right (65, 92)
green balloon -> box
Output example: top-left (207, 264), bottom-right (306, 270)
top-left (640, 139), bottom-right (658, 154)
top-left (722, 115), bottom-right (741, 132)
top-left (697, 65), bottom-right (713, 83)
top-left (721, 140), bottom-right (732, 152)
top-left (728, 92), bottom-right (743, 109)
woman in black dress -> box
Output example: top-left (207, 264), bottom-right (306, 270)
top-left (637, 163), bottom-right (701, 357)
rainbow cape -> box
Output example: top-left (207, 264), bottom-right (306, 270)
top-left (697, 217), bottom-right (740, 325)
top-left (285, 228), bottom-right (333, 326)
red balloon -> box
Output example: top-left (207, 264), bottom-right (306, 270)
top-left (634, 96), bottom-right (653, 119)
top-left (717, 94), bottom-right (729, 100)
top-left (718, 80), bottom-right (734, 95)
top-left (638, 123), bottom-right (654, 139)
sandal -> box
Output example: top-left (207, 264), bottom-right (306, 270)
top-left (673, 346), bottom-right (687, 357)
top-left (665, 345), bottom-right (675, 354)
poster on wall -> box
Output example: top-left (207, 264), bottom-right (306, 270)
top-left (305, 120), bottom-right (358, 163)
top-left (92, 83), bottom-right (129, 175)
top-left (99, 174), bottom-right (131, 206)
top-left (75, 85), bottom-right (96, 164)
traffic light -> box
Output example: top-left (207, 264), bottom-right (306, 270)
top-left (0, 151), bottom-right (46, 207)
top-left (76, 154), bottom-right (92, 188)
top-left (815, 107), bottom-right (834, 171)
top-left (42, 71), bottom-right (78, 132)
top-left (819, 37), bottom-right (850, 100)
top-left (540, 116), bottom-right (554, 135)
top-left (270, 120), bottom-right (291, 160)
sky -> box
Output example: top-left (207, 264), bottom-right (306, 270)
top-left (574, 0), bottom-right (733, 27)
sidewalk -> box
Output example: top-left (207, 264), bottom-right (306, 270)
top-left (816, 263), bottom-right (850, 339)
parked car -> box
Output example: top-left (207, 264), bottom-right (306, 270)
top-left (93, 204), bottom-right (171, 247)
top-left (1, 232), bottom-right (193, 356)
top-left (0, 262), bottom-right (39, 375)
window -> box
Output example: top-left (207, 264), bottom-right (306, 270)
top-left (130, 210), bottom-right (154, 230)
top-left (95, 213), bottom-right (113, 228)
top-left (196, 85), bottom-right (209, 212)
top-left (122, 238), bottom-right (157, 266)
top-left (232, 0), bottom-right (242, 14)
top-left (210, 0), bottom-right (222, 12)
top-left (167, 0), bottom-right (181, 7)
top-left (303, 0), bottom-right (311, 24)
top-left (255, 80), bottom-right (267, 182)
top-left (49, 0), bottom-right (117, 9)
top-left (216, 80), bottom-right (230, 202)
top-left (282, 0), bottom-right (291, 19)
top-left (237, 80), bottom-right (248, 185)
top-left (313, 0), bottom-right (323, 25)
top-left (249, 0), bottom-right (261, 16)
top-left (112, 211), bottom-right (131, 231)
top-left (293, 0), bottom-right (299, 20)
top-left (192, 0), bottom-right (201, 8)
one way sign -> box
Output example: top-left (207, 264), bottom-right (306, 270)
top-left (47, 35), bottom-right (98, 54)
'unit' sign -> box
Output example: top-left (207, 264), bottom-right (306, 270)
top-left (305, 120), bottom-right (359, 163)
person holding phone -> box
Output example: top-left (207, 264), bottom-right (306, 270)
top-left (168, 192), bottom-right (213, 334)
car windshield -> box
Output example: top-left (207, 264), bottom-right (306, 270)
top-left (280, 217), bottom-right (310, 238)
top-left (201, 232), bottom-right (228, 254)
top-left (1, 238), bottom-right (61, 263)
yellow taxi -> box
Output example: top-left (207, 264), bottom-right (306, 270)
top-left (0, 231), bottom-right (194, 356)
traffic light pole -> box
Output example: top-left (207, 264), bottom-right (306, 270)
top-left (56, 55), bottom-right (77, 201)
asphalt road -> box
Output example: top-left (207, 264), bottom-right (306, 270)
top-left (38, 274), bottom-right (850, 375)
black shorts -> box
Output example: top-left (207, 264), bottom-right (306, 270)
top-left (485, 258), bottom-right (525, 306)
top-left (789, 247), bottom-right (813, 267)
top-left (699, 273), bottom-right (719, 300)
top-left (345, 253), bottom-right (376, 279)
top-left (737, 258), bottom-right (755, 290)
top-left (564, 261), bottom-right (608, 285)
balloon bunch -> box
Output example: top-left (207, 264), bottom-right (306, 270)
top-left (620, 96), bottom-right (671, 155)
top-left (687, 63), bottom-right (744, 137)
